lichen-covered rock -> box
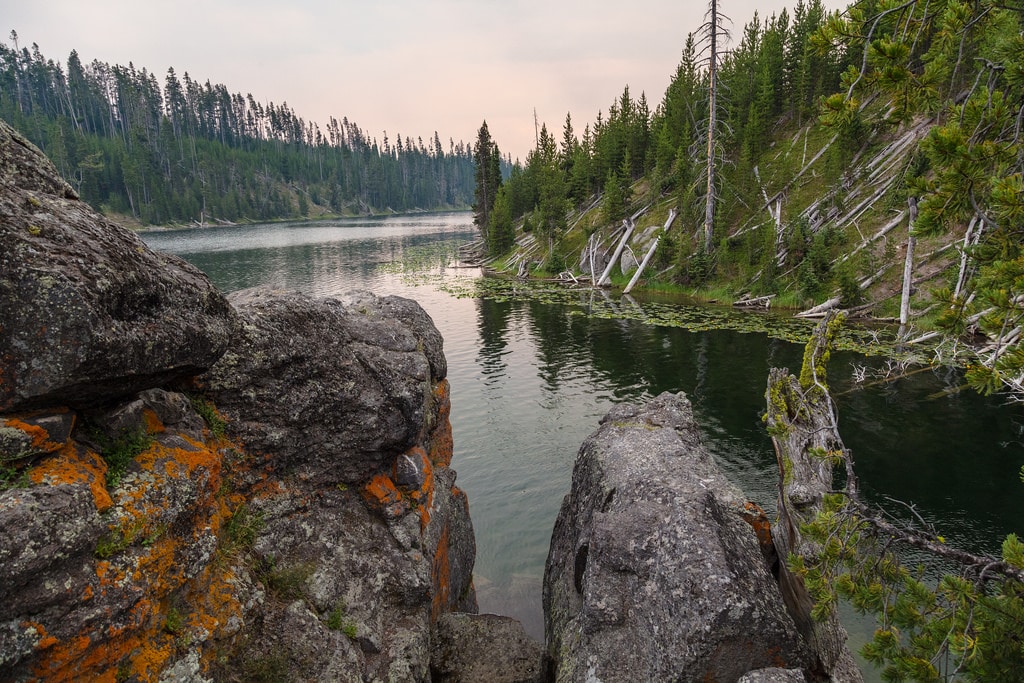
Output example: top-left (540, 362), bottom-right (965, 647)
top-left (0, 391), bottom-right (238, 682)
top-left (0, 119), bottom-right (233, 412)
top-left (0, 408), bottom-right (76, 462)
top-left (202, 288), bottom-right (442, 484)
top-left (431, 612), bottom-right (547, 683)
top-left (544, 392), bottom-right (812, 683)
top-left (199, 288), bottom-right (476, 681)
top-left (0, 119), bottom-right (482, 683)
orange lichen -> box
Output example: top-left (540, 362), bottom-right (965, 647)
top-left (427, 381), bottom-right (453, 467)
top-left (29, 443), bottom-right (112, 512)
top-left (131, 535), bottom-right (179, 587)
top-left (30, 634), bottom-right (91, 681)
top-left (364, 473), bottom-right (401, 506)
top-left (152, 439), bottom-right (222, 485)
top-left (3, 408), bottom-right (74, 454)
top-left (20, 621), bottom-right (53, 651)
top-left (20, 420), bottom-right (248, 682)
top-left (127, 634), bottom-right (173, 681)
top-left (141, 408), bottom-right (165, 434)
top-left (740, 502), bottom-right (774, 552)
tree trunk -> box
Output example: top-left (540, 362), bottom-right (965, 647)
top-left (953, 215), bottom-right (980, 301)
top-left (622, 209), bottom-right (677, 294)
top-left (796, 296), bottom-right (842, 318)
top-left (623, 238), bottom-right (659, 294)
top-left (765, 312), bottom-right (864, 682)
top-left (597, 218), bottom-right (635, 287)
top-left (704, 0), bottom-right (719, 254)
top-left (899, 198), bottom-right (918, 329)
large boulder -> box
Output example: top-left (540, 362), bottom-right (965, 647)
top-left (201, 288), bottom-right (477, 681)
top-left (0, 117), bottom-right (480, 682)
top-left (202, 288), bottom-right (446, 485)
top-left (544, 392), bottom-right (812, 682)
top-left (0, 119), bottom-right (233, 412)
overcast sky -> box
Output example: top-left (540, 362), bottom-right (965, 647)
top-left (7, 0), bottom-right (850, 161)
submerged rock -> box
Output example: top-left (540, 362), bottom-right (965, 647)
top-left (431, 612), bottom-right (547, 683)
top-left (0, 119), bottom-right (233, 412)
top-left (544, 392), bottom-right (811, 682)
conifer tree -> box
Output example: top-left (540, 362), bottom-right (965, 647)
top-left (472, 120), bottom-right (502, 238)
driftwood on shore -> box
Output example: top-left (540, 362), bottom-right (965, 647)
top-left (796, 296), bottom-right (842, 318)
top-left (733, 294), bottom-right (775, 309)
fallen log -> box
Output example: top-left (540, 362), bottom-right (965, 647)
top-left (733, 295), bottom-right (775, 309)
top-left (596, 218), bottom-right (635, 287)
top-left (796, 296), bottom-right (842, 318)
top-left (622, 208), bottom-right (679, 295)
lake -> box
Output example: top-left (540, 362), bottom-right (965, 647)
top-left (141, 212), bottom-right (1024, 675)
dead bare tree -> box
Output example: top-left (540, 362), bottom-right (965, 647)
top-left (899, 197), bottom-right (918, 332)
top-left (697, 0), bottom-right (729, 254)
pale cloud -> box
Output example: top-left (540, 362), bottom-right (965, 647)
top-left (5, 0), bottom-right (849, 161)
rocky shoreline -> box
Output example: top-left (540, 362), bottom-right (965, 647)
top-left (1, 117), bottom-right (856, 682)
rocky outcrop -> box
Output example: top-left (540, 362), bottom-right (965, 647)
top-left (0, 116), bottom-right (476, 682)
top-left (0, 288), bottom-right (475, 682)
top-left (200, 288), bottom-right (477, 681)
top-left (201, 288), bottom-right (449, 485)
top-left (544, 392), bottom-right (812, 682)
top-left (431, 613), bottom-right (547, 683)
top-left (0, 119), bottom-right (234, 412)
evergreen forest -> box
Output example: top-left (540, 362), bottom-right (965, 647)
top-left (0, 32), bottom-right (477, 225)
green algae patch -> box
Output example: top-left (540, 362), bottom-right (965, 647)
top-left (442, 273), bottom-right (929, 361)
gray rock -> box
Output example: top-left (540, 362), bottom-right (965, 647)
top-left (0, 119), bottom-right (233, 412)
top-left (544, 392), bottom-right (812, 683)
top-left (739, 668), bottom-right (809, 683)
top-left (0, 480), bottom-right (107, 618)
top-left (395, 448), bottom-right (430, 489)
top-left (431, 612), bottom-right (547, 683)
top-left (0, 122), bottom-right (481, 683)
top-left (86, 388), bottom-right (206, 443)
top-left (202, 288), bottom-right (442, 484)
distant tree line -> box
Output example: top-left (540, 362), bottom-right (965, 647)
top-left (0, 31), bottom-right (476, 225)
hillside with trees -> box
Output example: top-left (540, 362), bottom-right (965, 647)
top-left (0, 32), bottom-right (477, 225)
top-left (474, 0), bottom-right (1024, 398)
top-left (470, 2), bottom-right (1024, 679)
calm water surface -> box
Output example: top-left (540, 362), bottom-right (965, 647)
top-left (142, 213), bottom-right (1024, 671)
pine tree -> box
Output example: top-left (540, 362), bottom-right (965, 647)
top-left (488, 186), bottom-right (515, 256)
top-left (472, 120), bottom-right (501, 238)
